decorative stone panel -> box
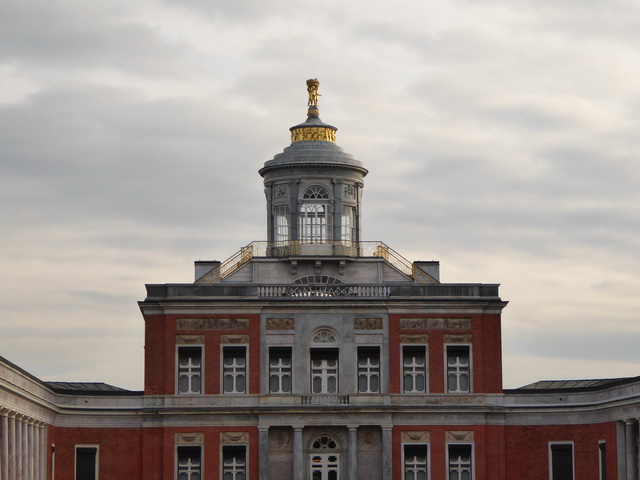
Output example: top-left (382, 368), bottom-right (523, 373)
top-left (275, 184), bottom-right (289, 198)
top-left (355, 334), bottom-right (383, 344)
top-left (220, 334), bottom-right (249, 344)
top-left (266, 334), bottom-right (295, 344)
top-left (175, 433), bottom-right (204, 444)
top-left (354, 318), bottom-right (383, 330)
top-left (399, 318), bottom-right (471, 330)
top-left (176, 335), bottom-right (204, 345)
top-left (266, 318), bottom-right (295, 330)
top-left (221, 432), bottom-right (249, 444)
top-left (400, 334), bottom-right (429, 344)
top-left (444, 334), bottom-right (472, 343)
top-left (176, 318), bottom-right (249, 331)
top-left (402, 431), bottom-right (430, 443)
top-left (446, 431), bottom-right (474, 443)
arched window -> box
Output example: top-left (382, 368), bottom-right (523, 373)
top-left (310, 437), bottom-right (340, 480)
top-left (300, 186), bottom-right (331, 244)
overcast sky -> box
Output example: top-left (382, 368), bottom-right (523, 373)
top-left (1, 0), bottom-right (639, 391)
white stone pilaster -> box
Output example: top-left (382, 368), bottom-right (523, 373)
top-left (293, 427), bottom-right (303, 480)
top-left (381, 426), bottom-right (393, 480)
top-left (348, 426), bottom-right (358, 480)
top-left (259, 426), bottom-right (269, 480)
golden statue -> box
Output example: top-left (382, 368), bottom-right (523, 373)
top-left (306, 78), bottom-right (320, 107)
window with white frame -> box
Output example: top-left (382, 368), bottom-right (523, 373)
top-left (222, 445), bottom-right (246, 480)
top-left (550, 443), bottom-right (574, 480)
top-left (341, 205), bottom-right (356, 243)
top-left (300, 186), bottom-right (331, 244)
top-left (223, 346), bottom-right (247, 394)
top-left (75, 446), bottom-right (98, 480)
top-left (599, 441), bottom-right (607, 480)
top-left (403, 346), bottom-right (426, 393)
top-left (269, 347), bottom-right (292, 394)
top-left (311, 349), bottom-right (338, 394)
top-left (448, 444), bottom-right (472, 480)
top-left (177, 446), bottom-right (202, 480)
top-left (404, 444), bottom-right (428, 480)
top-left (357, 347), bottom-right (380, 393)
top-left (274, 205), bottom-right (290, 244)
top-left (446, 346), bottom-right (470, 393)
top-left (178, 346), bottom-right (202, 395)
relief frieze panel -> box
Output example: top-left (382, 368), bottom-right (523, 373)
top-left (400, 333), bottom-right (429, 344)
top-left (221, 432), bottom-right (249, 444)
top-left (399, 318), bottom-right (471, 330)
top-left (354, 318), bottom-right (383, 330)
top-left (446, 431), bottom-right (474, 443)
top-left (444, 334), bottom-right (472, 343)
top-left (402, 431), bottom-right (430, 443)
top-left (176, 318), bottom-right (249, 331)
top-left (176, 335), bottom-right (205, 345)
top-left (266, 318), bottom-right (295, 330)
top-left (175, 433), bottom-right (204, 444)
top-left (220, 334), bottom-right (249, 344)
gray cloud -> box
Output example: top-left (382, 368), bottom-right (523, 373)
top-left (1, 0), bottom-right (639, 390)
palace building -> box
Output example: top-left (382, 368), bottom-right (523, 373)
top-left (1, 79), bottom-right (640, 480)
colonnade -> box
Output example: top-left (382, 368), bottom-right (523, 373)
top-left (258, 424), bottom-right (392, 480)
top-left (0, 408), bottom-right (47, 480)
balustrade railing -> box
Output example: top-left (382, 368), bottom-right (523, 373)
top-left (301, 395), bottom-right (350, 405)
top-left (197, 241), bottom-right (421, 284)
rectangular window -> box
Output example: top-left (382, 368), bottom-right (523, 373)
top-left (223, 346), bottom-right (247, 394)
top-left (599, 442), bottom-right (606, 480)
top-left (311, 349), bottom-right (338, 394)
top-left (300, 204), bottom-right (331, 244)
top-left (358, 347), bottom-right (380, 393)
top-left (274, 205), bottom-right (290, 244)
top-left (75, 446), bottom-right (98, 480)
top-left (222, 445), bottom-right (246, 480)
top-left (178, 346), bottom-right (202, 395)
top-left (448, 444), bottom-right (472, 480)
top-left (404, 444), bottom-right (428, 480)
top-left (403, 346), bottom-right (426, 393)
top-left (550, 443), bottom-right (574, 480)
top-left (446, 346), bottom-right (470, 393)
top-left (341, 206), bottom-right (356, 243)
top-left (177, 446), bottom-right (202, 480)
top-left (269, 347), bottom-right (292, 394)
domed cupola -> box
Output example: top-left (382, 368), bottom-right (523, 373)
top-left (259, 79), bottom-right (368, 249)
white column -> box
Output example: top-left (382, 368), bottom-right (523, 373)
top-left (38, 424), bottom-right (46, 480)
top-left (28, 420), bottom-right (34, 480)
top-left (15, 414), bottom-right (23, 480)
top-left (293, 427), bottom-right (303, 480)
top-left (0, 409), bottom-right (8, 480)
top-left (625, 419), bottom-right (636, 480)
top-left (381, 426), bottom-right (393, 480)
top-left (22, 417), bottom-right (29, 480)
top-left (348, 426), bottom-right (358, 480)
top-left (259, 426), bottom-right (269, 480)
top-left (7, 413), bottom-right (16, 480)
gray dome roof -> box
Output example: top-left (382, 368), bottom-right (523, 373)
top-left (259, 114), bottom-right (367, 177)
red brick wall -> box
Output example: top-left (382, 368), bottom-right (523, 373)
top-left (142, 313), bottom-right (260, 395)
top-left (50, 425), bottom-right (259, 480)
top-left (48, 426), bottom-right (143, 479)
top-left (389, 313), bottom-right (502, 394)
top-left (504, 422), bottom-right (617, 479)
top-left (392, 425), bottom-right (506, 480)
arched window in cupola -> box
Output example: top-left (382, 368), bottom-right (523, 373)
top-left (300, 185), bottom-right (332, 244)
